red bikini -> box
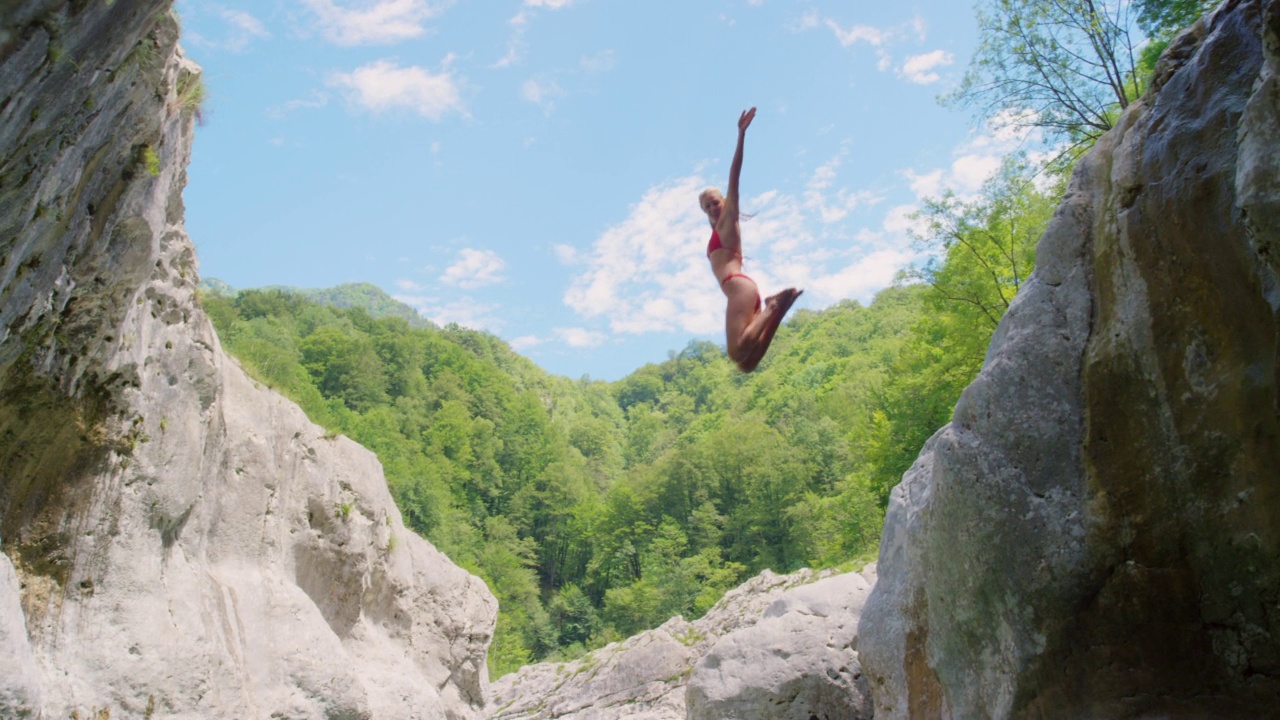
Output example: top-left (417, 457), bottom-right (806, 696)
top-left (708, 230), bottom-right (760, 312)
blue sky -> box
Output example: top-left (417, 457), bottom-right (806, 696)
top-left (178, 0), bottom-right (1036, 381)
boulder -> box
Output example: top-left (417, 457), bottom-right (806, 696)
top-left (486, 567), bottom-right (870, 720)
top-left (859, 0), bottom-right (1280, 717)
top-left (686, 571), bottom-right (874, 720)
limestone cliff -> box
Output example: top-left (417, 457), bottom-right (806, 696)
top-left (859, 0), bottom-right (1280, 717)
top-left (0, 3), bottom-right (496, 718)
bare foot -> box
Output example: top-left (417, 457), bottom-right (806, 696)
top-left (737, 288), bottom-right (803, 371)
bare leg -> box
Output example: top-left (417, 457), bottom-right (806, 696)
top-left (734, 288), bottom-right (801, 372)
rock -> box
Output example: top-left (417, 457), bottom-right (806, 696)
top-left (686, 571), bottom-right (874, 720)
top-left (0, 554), bottom-right (40, 718)
top-left (859, 0), bottom-right (1280, 717)
top-left (485, 567), bottom-right (863, 720)
top-left (0, 3), bottom-right (496, 718)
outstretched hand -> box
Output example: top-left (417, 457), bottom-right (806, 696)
top-left (738, 107), bottom-right (756, 134)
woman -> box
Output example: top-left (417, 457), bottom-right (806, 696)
top-left (700, 107), bottom-right (801, 373)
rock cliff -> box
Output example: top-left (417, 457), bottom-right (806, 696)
top-left (859, 0), bottom-right (1280, 717)
top-left (0, 3), bottom-right (496, 718)
top-left (487, 566), bottom-right (875, 720)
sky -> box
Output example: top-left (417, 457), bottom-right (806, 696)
top-left (176, 0), bottom-right (1036, 381)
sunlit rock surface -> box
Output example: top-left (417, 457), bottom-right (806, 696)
top-left (0, 3), bottom-right (496, 718)
top-left (859, 0), bottom-right (1280, 717)
top-left (487, 566), bottom-right (875, 720)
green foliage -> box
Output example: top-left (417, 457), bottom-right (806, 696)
top-left (141, 145), bottom-right (160, 177)
top-left (947, 0), bottom-right (1143, 155)
top-left (175, 69), bottom-right (206, 123)
top-left (1135, 0), bottom-right (1221, 39)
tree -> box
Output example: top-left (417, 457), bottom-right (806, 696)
top-left (1134, 0), bottom-right (1222, 79)
top-left (948, 0), bottom-right (1143, 149)
top-left (904, 157), bottom-right (1057, 331)
top-left (1135, 0), bottom-right (1220, 39)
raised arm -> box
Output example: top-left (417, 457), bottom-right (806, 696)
top-left (724, 107), bottom-right (756, 216)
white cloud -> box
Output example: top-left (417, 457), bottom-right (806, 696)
top-left (553, 244), bottom-right (579, 264)
top-left (184, 5), bottom-right (270, 52)
top-left (440, 248), bottom-right (506, 288)
top-left (393, 294), bottom-right (503, 331)
top-left (809, 247), bottom-right (917, 301)
top-left (301, 0), bottom-right (446, 46)
top-left (329, 60), bottom-right (465, 121)
top-left (525, 0), bottom-right (575, 7)
top-left (824, 19), bottom-right (888, 47)
top-left (215, 6), bottom-right (270, 50)
top-left (565, 164), bottom-right (916, 333)
top-left (267, 90), bottom-right (329, 119)
top-left (900, 49), bottom-right (954, 84)
top-left (565, 175), bottom-right (725, 335)
top-left (950, 154), bottom-right (1004, 195)
top-left (396, 278), bottom-right (426, 291)
top-left (554, 327), bottom-right (607, 348)
top-left (883, 204), bottom-right (929, 237)
top-left (900, 111), bottom-right (1049, 206)
top-left (522, 77), bottom-right (565, 111)
top-left (905, 169), bottom-right (945, 200)
top-left (911, 14), bottom-right (927, 41)
top-left (510, 335), bottom-right (542, 350)
top-left (804, 151), bottom-right (883, 223)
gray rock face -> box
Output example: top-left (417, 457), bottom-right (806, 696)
top-left (486, 567), bottom-right (874, 720)
top-left (686, 571), bottom-right (874, 720)
top-left (0, 3), bottom-right (496, 719)
top-left (859, 0), bottom-right (1280, 717)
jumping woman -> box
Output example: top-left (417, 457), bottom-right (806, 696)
top-left (700, 107), bottom-right (802, 373)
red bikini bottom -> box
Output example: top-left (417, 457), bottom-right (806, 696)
top-left (721, 273), bottom-right (761, 312)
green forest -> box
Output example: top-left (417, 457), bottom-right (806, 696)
top-left (200, 0), bottom-right (1212, 678)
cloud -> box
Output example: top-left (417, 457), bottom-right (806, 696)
top-left (904, 169), bottom-right (944, 199)
top-left (267, 90), bottom-right (329, 119)
top-left (565, 175), bottom-right (725, 335)
top-left (393, 294), bottom-right (503, 330)
top-left (901, 111), bottom-right (1049, 204)
top-left (808, 247), bottom-right (918, 301)
top-left (522, 77), bottom-right (565, 112)
top-left (900, 49), bottom-right (954, 84)
top-left (215, 6), bottom-right (270, 50)
top-left (183, 5), bottom-right (270, 52)
top-left (554, 327), bottom-right (606, 348)
top-left (553, 244), bottom-right (579, 264)
top-left (301, 0), bottom-right (447, 46)
top-left (440, 248), bottom-right (506, 288)
top-left (329, 59), bottom-right (465, 121)
top-left (395, 278), bottom-right (426, 291)
top-left (510, 335), bottom-right (542, 350)
top-left (824, 19), bottom-right (889, 47)
top-left (564, 165), bottom-right (917, 334)
top-left (495, 0), bottom-right (577, 67)
top-left (804, 150), bottom-right (884, 223)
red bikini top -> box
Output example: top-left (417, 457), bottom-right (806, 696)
top-left (707, 230), bottom-right (742, 259)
